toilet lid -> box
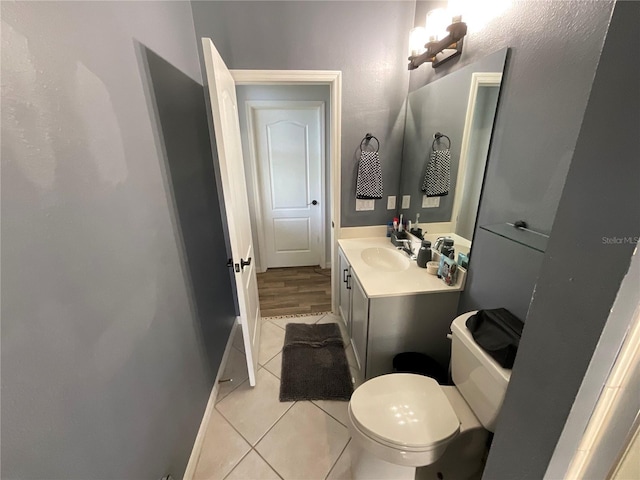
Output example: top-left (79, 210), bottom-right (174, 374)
top-left (350, 374), bottom-right (460, 449)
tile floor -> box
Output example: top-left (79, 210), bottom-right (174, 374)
top-left (193, 313), bottom-right (361, 480)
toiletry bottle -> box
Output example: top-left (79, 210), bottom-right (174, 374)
top-left (440, 238), bottom-right (454, 258)
top-left (416, 240), bottom-right (432, 268)
top-left (387, 221), bottom-right (393, 237)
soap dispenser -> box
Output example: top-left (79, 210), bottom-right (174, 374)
top-left (416, 240), bottom-right (432, 268)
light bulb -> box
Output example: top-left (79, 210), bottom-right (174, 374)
top-left (409, 27), bottom-right (427, 57)
top-left (425, 8), bottom-right (450, 42)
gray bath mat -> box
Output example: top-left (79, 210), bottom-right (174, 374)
top-left (280, 323), bottom-right (353, 402)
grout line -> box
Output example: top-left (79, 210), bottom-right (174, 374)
top-left (311, 400), bottom-right (351, 429)
top-left (202, 408), bottom-right (252, 479)
top-left (221, 448), bottom-right (253, 480)
top-left (252, 400), bottom-right (298, 447)
top-left (258, 347), bottom-right (283, 368)
top-left (325, 437), bottom-right (352, 480)
top-left (266, 319), bottom-right (286, 331)
top-left (252, 446), bottom-right (285, 480)
top-left (214, 390), bottom-right (295, 449)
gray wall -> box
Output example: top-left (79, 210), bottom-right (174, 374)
top-left (1, 2), bottom-right (235, 478)
top-left (191, 0), bottom-right (415, 227)
top-left (441, 0), bottom-right (615, 318)
top-left (235, 85), bottom-right (332, 268)
top-left (483, 1), bottom-right (640, 477)
top-left (400, 49), bottom-right (506, 226)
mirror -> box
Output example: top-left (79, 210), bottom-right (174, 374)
top-left (399, 48), bottom-right (508, 245)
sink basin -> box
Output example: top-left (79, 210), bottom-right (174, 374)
top-left (361, 247), bottom-right (410, 272)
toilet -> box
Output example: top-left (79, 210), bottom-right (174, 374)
top-left (347, 311), bottom-right (512, 480)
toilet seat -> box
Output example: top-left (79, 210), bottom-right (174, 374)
top-left (349, 373), bottom-right (460, 451)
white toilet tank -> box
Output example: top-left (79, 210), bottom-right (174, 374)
top-left (450, 311), bottom-right (512, 432)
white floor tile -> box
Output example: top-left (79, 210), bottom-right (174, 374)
top-left (267, 314), bottom-right (325, 330)
top-left (256, 402), bottom-right (350, 480)
top-left (216, 347), bottom-right (249, 403)
top-left (224, 450), bottom-right (281, 480)
top-left (326, 440), bottom-right (353, 480)
top-left (193, 409), bottom-right (251, 480)
top-left (312, 399), bottom-right (350, 428)
top-left (216, 368), bottom-right (293, 445)
top-left (263, 352), bottom-right (282, 379)
top-left (259, 321), bottom-right (287, 365)
top-left (232, 326), bottom-right (245, 353)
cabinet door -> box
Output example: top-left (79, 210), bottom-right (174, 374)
top-left (350, 273), bottom-right (369, 377)
top-left (338, 249), bottom-right (351, 335)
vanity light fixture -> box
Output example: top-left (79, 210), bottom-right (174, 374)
top-left (408, 11), bottom-right (468, 70)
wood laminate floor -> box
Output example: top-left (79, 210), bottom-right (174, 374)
top-left (257, 265), bottom-right (332, 317)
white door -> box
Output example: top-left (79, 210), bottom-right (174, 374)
top-left (251, 104), bottom-right (324, 268)
top-left (201, 38), bottom-right (261, 386)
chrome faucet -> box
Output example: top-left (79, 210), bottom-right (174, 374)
top-left (396, 239), bottom-right (417, 260)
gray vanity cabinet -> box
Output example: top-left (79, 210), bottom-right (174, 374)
top-left (337, 245), bottom-right (460, 382)
top-left (350, 272), bottom-right (369, 374)
top-left (365, 293), bottom-right (460, 379)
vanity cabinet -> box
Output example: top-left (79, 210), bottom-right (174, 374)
top-left (365, 292), bottom-right (459, 379)
top-left (337, 245), bottom-right (460, 381)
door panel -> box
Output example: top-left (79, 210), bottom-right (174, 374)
top-left (273, 218), bottom-right (310, 251)
top-left (201, 38), bottom-right (261, 386)
top-left (268, 121), bottom-right (309, 209)
top-left (351, 272), bottom-right (369, 378)
top-left (252, 105), bottom-right (324, 268)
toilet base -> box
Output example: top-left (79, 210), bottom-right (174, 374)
top-left (416, 427), bottom-right (489, 480)
top-left (350, 439), bottom-right (415, 480)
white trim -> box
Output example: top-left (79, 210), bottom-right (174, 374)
top-left (451, 72), bottom-right (502, 235)
top-left (183, 321), bottom-right (239, 480)
top-left (231, 69), bottom-right (342, 85)
top-left (564, 302), bottom-right (640, 479)
top-left (245, 100), bottom-right (327, 272)
top-left (231, 70), bottom-right (342, 314)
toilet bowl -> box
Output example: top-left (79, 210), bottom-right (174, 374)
top-left (346, 311), bottom-right (511, 480)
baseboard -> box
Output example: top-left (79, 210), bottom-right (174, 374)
top-left (183, 320), bottom-right (239, 480)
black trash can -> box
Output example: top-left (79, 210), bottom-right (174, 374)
top-left (393, 352), bottom-right (448, 385)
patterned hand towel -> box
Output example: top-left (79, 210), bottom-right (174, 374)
top-left (356, 150), bottom-right (383, 199)
top-left (422, 148), bottom-right (451, 197)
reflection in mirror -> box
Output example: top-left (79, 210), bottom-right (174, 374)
top-left (399, 48), bottom-right (508, 245)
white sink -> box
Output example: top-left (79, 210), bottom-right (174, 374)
top-left (360, 247), bottom-right (410, 272)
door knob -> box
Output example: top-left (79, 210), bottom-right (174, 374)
top-left (308, 200), bottom-right (318, 206)
top-left (240, 257), bottom-right (252, 270)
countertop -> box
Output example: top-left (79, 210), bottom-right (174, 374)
top-left (338, 236), bottom-right (466, 298)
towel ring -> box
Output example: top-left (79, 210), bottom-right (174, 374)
top-left (432, 132), bottom-right (451, 150)
top-left (360, 133), bottom-right (380, 153)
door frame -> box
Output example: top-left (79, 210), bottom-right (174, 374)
top-left (231, 70), bottom-right (342, 314)
top-left (450, 72), bottom-right (502, 234)
top-left (245, 100), bottom-right (326, 273)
